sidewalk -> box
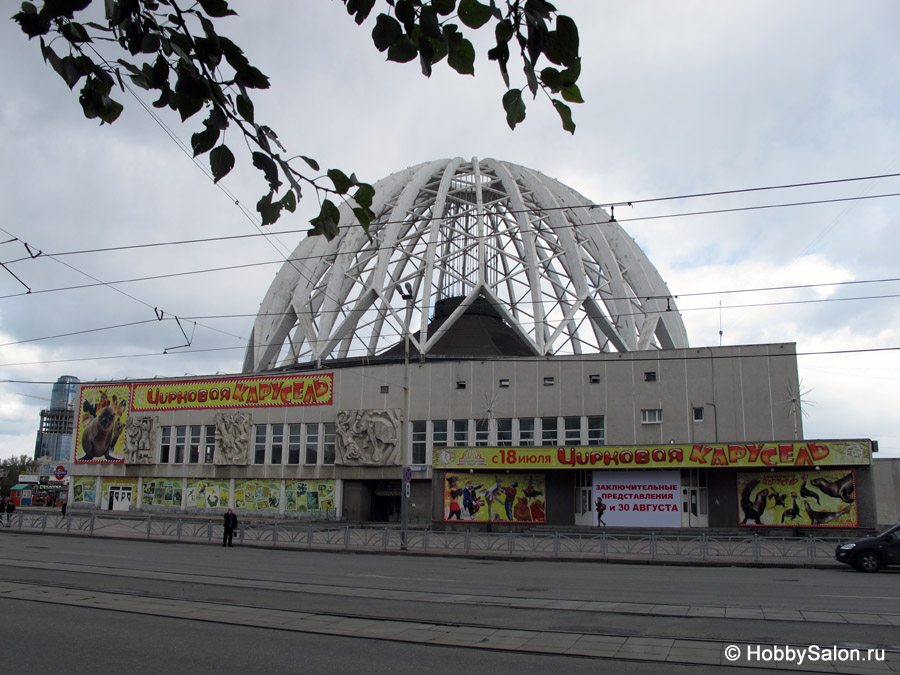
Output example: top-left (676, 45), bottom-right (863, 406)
top-left (0, 509), bottom-right (851, 568)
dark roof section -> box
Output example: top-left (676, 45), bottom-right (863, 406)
top-left (381, 296), bottom-right (536, 358)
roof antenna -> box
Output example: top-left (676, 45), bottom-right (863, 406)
top-left (718, 300), bottom-right (723, 347)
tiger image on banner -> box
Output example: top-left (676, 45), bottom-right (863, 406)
top-left (75, 385), bottom-right (131, 463)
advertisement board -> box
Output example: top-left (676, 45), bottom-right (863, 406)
top-left (433, 439), bottom-right (870, 471)
top-left (132, 374), bottom-right (333, 411)
top-left (737, 469), bottom-right (858, 527)
top-left (442, 473), bottom-right (546, 523)
top-left (592, 470), bottom-right (681, 527)
top-left (74, 385), bottom-right (130, 463)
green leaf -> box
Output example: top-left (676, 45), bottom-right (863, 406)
top-left (372, 13), bottom-right (402, 52)
top-left (346, 0), bottom-right (376, 24)
top-left (432, 0), bottom-right (456, 16)
top-left (457, 0), bottom-right (492, 29)
top-left (197, 0), bottom-right (237, 18)
top-left (210, 144), bottom-right (235, 182)
top-left (387, 36), bottom-right (418, 63)
top-left (175, 93), bottom-right (203, 121)
top-left (419, 6), bottom-right (441, 40)
top-left (327, 168), bottom-right (354, 194)
top-left (60, 21), bottom-right (91, 43)
top-left (546, 15), bottom-right (579, 67)
top-left (13, 6), bottom-right (51, 38)
top-left (308, 199), bottom-right (342, 240)
top-left (353, 183), bottom-right (375, 209)
top-left (235, 65), bottom-right (270, 89)
top-left (299, 155), bottom-right (320, 172)
top-left (552, 99), bottom-right (575, 134)
top-left (394, 0), bottom-right (416, 26)
top-left (502, 88), bottom-right (526, 130)
top-left (257, 193), bottom-right (281, 226)
top-left (561, 83), bottom-right (583, 103)
top-left (236, 92), bottom-right (254, 124)
top-left (539, 66), bottom-right (561, 92)
top-left (448, 36), bottom-right (475, 75)
top-left (280, 189), bottom-right (297, 213)
top-left (253, 152), bottom-right (282, 190)
top-left (191, 125), bottom-right (219, 156)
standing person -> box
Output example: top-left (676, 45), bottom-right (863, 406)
top-left (0, 498), bottom-right (6, 527)
top-left (222, 508), bottom-right (238, 547)
top-left (61, 501), bottom-right (67, 517)
top-left (6, 499), bottom-right (16, 527)
top-left (595, 496), bottom-right (606, 526)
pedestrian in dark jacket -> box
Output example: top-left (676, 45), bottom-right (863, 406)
top-left (0, 499), bottom-right (6, 527)
top-left (223, 508), bottom-right (238, 547)
top-left (6, 500), bottom-right (15, 526)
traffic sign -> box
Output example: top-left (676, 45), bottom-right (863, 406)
top-left (54, 465), bottom-right (68, 480)
top-left (403, 466), bottom-right (412, 483)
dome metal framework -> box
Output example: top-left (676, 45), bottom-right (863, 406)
top-left (243, 157), bottom-right (688, 372)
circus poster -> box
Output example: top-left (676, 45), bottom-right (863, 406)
top-left (737, 470), bottom-right (858, 527)
top-left (442, 473), bottom-right (546, 524)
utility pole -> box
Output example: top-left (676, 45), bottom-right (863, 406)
top-left (400, 283), bottom-right (414, 551)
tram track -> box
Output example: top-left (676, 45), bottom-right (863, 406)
top-left (1, 555), bottom-right (898, 672)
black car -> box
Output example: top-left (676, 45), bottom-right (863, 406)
top-left (835, 524), bottom-right (900, 572)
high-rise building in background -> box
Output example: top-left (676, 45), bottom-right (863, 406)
top-left (34, 375), bottom-right (79, 463)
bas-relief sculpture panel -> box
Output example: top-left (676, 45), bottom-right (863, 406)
top-left (124, 415), bottom-right (158, 465)
top-left (214, 411), bottom-right (251, 465)
top-left (335, 409), bottom-right (401, 466)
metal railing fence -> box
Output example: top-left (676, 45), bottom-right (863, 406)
top-left (0, 511), bottom-right (847, 566)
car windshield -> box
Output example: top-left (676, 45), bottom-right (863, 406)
top-left (875, 524), bottom-right (900, 537)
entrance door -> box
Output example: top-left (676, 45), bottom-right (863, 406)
top-left (108, 487), bottom-right (133, 511)
top-left (575, 469), bottom-right (593, 526)
top-left (681, 469), bottom-right (708, 527)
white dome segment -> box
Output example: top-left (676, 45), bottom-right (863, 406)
top-left (243, 157), bottom-right (688, 372)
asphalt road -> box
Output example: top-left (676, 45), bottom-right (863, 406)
top-left (1, 532), bottom-right (898, 673)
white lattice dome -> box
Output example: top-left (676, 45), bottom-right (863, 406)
top-left (243, 157), bottom-right (688, 372)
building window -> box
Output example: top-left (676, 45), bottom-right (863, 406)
top-left (432, 420), bottom-right (448, 448)
top-left (189, 425), bottom-right (201, 463)
top-left (588, 416), bottom-right (605, 445)
top-left (543, 376), bottom-right (555, 386)
top-left (380, 385), bottom-right (389, 394)
top-left (412, 421), bottom-right (427, 464)
top-left (475, 419), bottom-right (489, 446)
top-left (564, 417), bottom-right (581, 445)
top-left (288, 424), bottom-right (301, 464)
top-left (644, 371), bottom-right (657, 382)
top-left (305, 424), bottom-right (319, 465)
top-left (453, 419), bottom-right (468, 446)
top-left (174, 426), bottom-right (186, 463)
top-left (497, 418), bottom-right (512, 446)
top-left (271, 424), bottom-right (284, 465)
top-left (693, 406), bottom-right (705, 422)
top-left (323, 422), bottom-right (336, 465)
top-left (456, 381), bottom-right (467, 389)
top-left (160, 426), bottom-right (171, 463)
top-left (254, 424), bottom-right (267, 464)
top-left (204, 425), bottom-right (216, 463)
top-left (589, 374), bottom-right (600, 384)
top-left (499, 378), bottom-right (510, 388)
top-left (519, 418), bottom-right (535, 446)
top-left (541, 417), bottom-right (558, 446)
top-left (641, 409), bottom-right (663, 424)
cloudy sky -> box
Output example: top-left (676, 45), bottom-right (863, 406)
top-left (2, 1), bottom-right (899, 461)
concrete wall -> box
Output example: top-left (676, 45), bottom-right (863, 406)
top-left (873, 458), bottom-right (900, 528)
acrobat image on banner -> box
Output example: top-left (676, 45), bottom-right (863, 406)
top-left (592, 470), bottom-right (681, 527)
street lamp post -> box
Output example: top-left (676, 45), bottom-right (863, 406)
top-left (400, 283), bottom-right (414, 551)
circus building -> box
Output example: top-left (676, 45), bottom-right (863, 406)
top-left (68, 158), bottom-right (877, 530)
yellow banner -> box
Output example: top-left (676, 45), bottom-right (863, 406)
top-left (443, 473), bottom-right (546, 523)
top-left (132, 374), bottom-right (333, 411)
top-left (737, 470), bottom-right (858, 527)
top-left (433, 440), bottom-right (871, 471)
